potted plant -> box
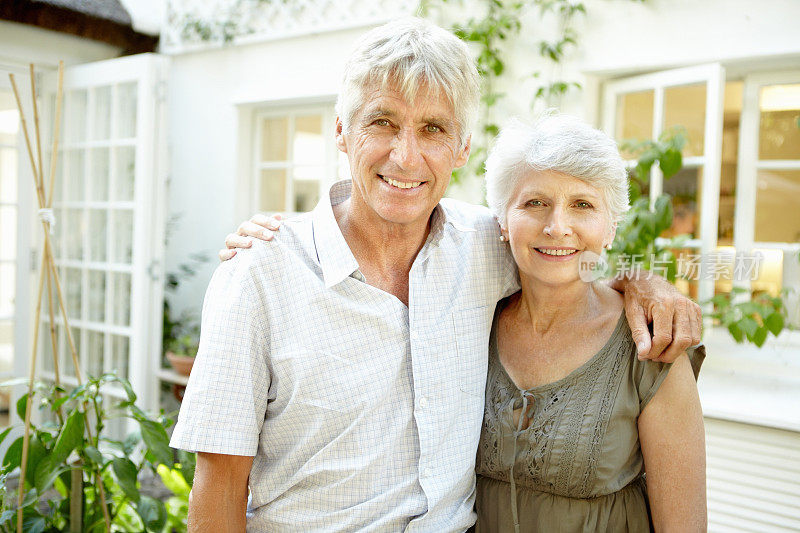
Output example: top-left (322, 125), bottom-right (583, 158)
top-left (163, 302), bottom-right (200, 377)
top-left (162, 246), bottom-right (208, 377)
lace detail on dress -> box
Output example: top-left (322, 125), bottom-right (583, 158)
top-left (477, 362), bottom-right (516, 481)
top-left (516, 386), bottom-right (569, 489)
top-left (578, 334), bottom-right (630, 496)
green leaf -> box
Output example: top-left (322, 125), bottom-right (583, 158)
top-left (0, 426), bottom-right (12, 448)
top-left (33, 457), bottom-right (68, 493)
top-left (765, 312), bottom-right (784, 337)
top-left (157, 464), bottom-right (191, 498)
top-left (51, 409), bottom-right (85, 465)
top-left (84, 445), bottom-right (104, 466)
top-left (727, 322), bottom-right (744, 343)
top-left (3, 436), bottom-right (22, 471)
top-left (137, 495), bottom-right (167, 532)
top-left (659, 148), bottom-right (683, 178)
top-left (0, 510), bottom-right (13, 524)
top-left (24, 436), bottom-right (47, 487)
top-left (739, 317), bottom-right (759, 339)
top-left (752, 327), bottom-right (768, 347)
top-left (20, 487), bottom-right (38, 507)
top-left (22, 515), bottom-right (46, 533)
top-left (139, 419), bottom-right (172, 466)
top-left (113, 456), bottom-right (141, 503)
top-left (16, 392), bottom-right (30, 420)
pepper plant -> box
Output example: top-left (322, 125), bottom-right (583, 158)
top-left (0, 374), bottom-right (190, 532)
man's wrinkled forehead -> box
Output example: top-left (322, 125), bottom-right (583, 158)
top-left (355, 82), bottom-right (458, 125)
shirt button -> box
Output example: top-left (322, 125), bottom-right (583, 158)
top-left (419, 397), bottom-right (428, 408)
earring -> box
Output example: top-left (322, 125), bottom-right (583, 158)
top-left (604, 243), bottom-right (612, 250)
top-left (499, 235), bottom-right (508, 242)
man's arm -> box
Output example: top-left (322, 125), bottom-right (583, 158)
top-left (610, 274), bottom-right (702, 363)
top-left (189, 452), bottom-right (253, 532)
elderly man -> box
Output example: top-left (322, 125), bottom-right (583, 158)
top-left (171, 17), bottom-right (701, 532)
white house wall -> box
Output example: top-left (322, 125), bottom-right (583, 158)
top-left (166, 26), bottom-right (369, 308)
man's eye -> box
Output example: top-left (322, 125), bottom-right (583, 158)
top-left (374, 119), bottom-right (390, 127)
top-left (426, 124), bottom-right (442, 133)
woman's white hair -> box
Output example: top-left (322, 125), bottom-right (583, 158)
top-left (485, 113), bottom-right (630, 224)
top-left (335, 17), bottom-right (480, 148)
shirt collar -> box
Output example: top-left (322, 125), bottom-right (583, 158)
top-left (311, 179), bottom-right (476, 287)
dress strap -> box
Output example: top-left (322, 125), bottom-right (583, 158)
top-left (510, 391), bottom-right (534, 533)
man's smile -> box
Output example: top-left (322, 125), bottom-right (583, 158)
top-left (378, 174), bottom-right (426, 190)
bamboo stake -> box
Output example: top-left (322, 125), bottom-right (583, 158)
top-left (30, 64), bottom-right (45, 197)
top-left (8, 75), bottom-right (42, 205)
top-left (9, 64), bottom-right (111, 533)
top-left (44, 63), bottom-right (64, 422)
top-left (16, 251), bottom-right (47, 532)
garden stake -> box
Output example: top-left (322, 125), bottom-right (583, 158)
top-left (9, 63), bottom-right (112, 533)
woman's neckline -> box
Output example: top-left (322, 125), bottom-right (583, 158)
top-left (491, 297), bottom-right (628, 394)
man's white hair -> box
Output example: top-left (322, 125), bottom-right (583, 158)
top-left (485, 113), bottom-right (630, 224)
top-left (335, 17), bottom-right (480, 147)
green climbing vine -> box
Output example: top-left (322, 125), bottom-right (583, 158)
top-left (419, 0), bottom-right (615, 184)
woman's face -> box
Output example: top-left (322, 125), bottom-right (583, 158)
top-left (501, 170), bottom-right (616, 287)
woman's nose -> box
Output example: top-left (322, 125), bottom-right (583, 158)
top-left (543, 207), bottom-right (573, 237)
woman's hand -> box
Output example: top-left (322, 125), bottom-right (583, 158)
top-left (219, 213), bottom-right (283, 261)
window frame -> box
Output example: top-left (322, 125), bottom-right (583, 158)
top-left (251, 103), bottom-right (341, 216)
top-left (602, 63), bottom-right (726, 305)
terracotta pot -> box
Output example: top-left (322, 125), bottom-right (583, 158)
top-left (166, 352), bottom-right (195, 377)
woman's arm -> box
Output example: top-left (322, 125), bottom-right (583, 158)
top-left (638, 354), bottom-right (707, 532)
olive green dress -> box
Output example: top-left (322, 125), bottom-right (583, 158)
top-left (474, 302), bottom-right (704, 533)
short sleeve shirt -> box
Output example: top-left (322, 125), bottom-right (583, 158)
top-left (170, 180), bottom-right (519, 532)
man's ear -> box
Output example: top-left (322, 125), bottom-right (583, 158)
top-left (454, 134), bottom-right (471, 168)
top-left (335, 117), bottom-right (347, 153)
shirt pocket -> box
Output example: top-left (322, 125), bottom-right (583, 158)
top-left (452, 304), bottom-right (492, 399)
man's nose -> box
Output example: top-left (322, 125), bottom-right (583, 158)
top-left (390, 128), bottom-right (424, 170)
top-left (543, 206), bottom-right (573, 238)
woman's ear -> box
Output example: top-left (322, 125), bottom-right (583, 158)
top-left (605, 221), bottom-right (618, 249)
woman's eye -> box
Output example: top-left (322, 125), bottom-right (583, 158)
top-left (526, 200), bottom-right (544, 207)
top-left (374, 119), bottom-right (390, 127)
top-left (576, 201), bottom-right (592, 208)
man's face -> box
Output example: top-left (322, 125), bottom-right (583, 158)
top-left (336, 83), bottom-right (470, 228)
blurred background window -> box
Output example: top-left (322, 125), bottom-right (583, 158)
top-left (254, 106), bottom-right (347, 215)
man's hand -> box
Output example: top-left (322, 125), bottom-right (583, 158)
top-left (611, 274), bottom-right (702, 363)
top-left (219, 213), bottom-right (283, 261)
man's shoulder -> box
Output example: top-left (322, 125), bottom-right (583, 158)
top-left (214, 214), bottom-right (315, 286)
top-left (438, 197), bottom-right (496, 232)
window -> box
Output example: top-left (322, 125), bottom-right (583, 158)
top-left (603, 64), bottom-right (725, 304)
top-left (253, 105), bottom-right (345, 215)
top-left (604, 66), bottom-right (800, 328)
top-left (0, 88), bottom-right (19, 427)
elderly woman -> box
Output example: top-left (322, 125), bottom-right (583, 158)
top-left (475, 114), bottom-right (706, 532)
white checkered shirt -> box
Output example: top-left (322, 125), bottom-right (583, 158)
top-left (171, 180), bottom-right (518, 532)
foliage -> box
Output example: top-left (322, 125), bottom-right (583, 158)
top-left (420, 0), bottom-right (593, 183)
top-left (708, 288), bottom-right (787, 347)
top-left (609, 128), bottom-right (791, 346)
top-left (0, 375), bottom-right (188, 532)
top-left (606, 127), bottom-right (689, 282)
